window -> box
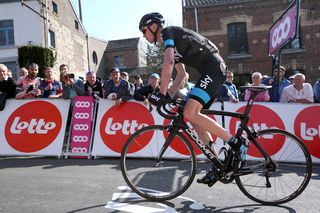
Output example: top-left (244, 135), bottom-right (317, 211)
top-left (75, 20), bottom-right (79, 30)
top-left (227, 22), bottom-right (248, 54)
top-left (48, 30), bottom-right (56, 48)
top-left (0, 20), bottom-right (15, 47)
top-left (114, 55), bottom-right (123, 67)
top-left (92, 51), bottom-right (98, 65)
top-left (52, 1), bottom-right (58, 14)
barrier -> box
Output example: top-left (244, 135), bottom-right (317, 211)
top-left (0, 99), bottom-right (70, 157)
top-left (0, 98), bottom-right (319, 163)
top-left (91, 99), bottom-right (320, 163)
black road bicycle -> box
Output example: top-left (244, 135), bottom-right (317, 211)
top-left (120, 86), bottom-right (312, 205)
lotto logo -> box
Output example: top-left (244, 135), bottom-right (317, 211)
top-left (5, 101), bottom-right (62, 153)
top-left (230, 105), bottom-right (285, 158)
top-left (75, 101), bottom-right (91, 108)
top-left (294, 106), bottom-right (320, 159)
top-left (10, 117), bottom-right (56, 134)
top-left (100, 102), bottom-right (154, 153)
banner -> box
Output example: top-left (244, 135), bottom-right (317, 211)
top-left (92, 100), bottom-right (320, 163)
top-left (268, 0), bottom-right (300, 55)
top-left (67, 96), bottom-right (95, 157)
top-left (0, 99), bottom-right (70, 156)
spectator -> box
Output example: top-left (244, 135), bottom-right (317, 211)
top-left (263, 66), bottom-right (290, 102)
top-left (133, 75), bottom-right (144, 91)
top-left (15, 63), bottom-right (41, 99)
top-left (60, 71), bottom-right (85, 100)
top-left (216, 84), bottom-right (230, 102)
top-left (183, 73), bottom-right (195, 93)
top-left (84, 71), bottom-right (103, 98)
top-left (0, 64), bottom-right (17, 98)
top-left (280, 73), bottom-right (314, 103)
top-left (59, 64), bottom-right (69, 73)
top-left (7, 69), bottom-right (13, 78)
top-left (175, 73), bottom-right (191, 99)
top-left (16, 67), bottom-right (28, 93)
top-left (103, 67), bottom-right (132, 106)
top-left (18, 67), bottom-right (28, 78)
top-left (134, 73), bottom-right (160, 106)
top-left (120, 71), bottom-right (135, 97)
top-left (40, 67), bottom-right (62, 99)
top-left (314, 79), bottom-right (320, 103)
top-left (245, 72), bottom-right (270, 102)
top-left (224, 71), bottom-right (239, 103)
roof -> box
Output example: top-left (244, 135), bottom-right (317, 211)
top-left (0, 0), bottom-right (34, 3)
top-left (183, 0), bottom-right (261, 8)
top-left (106, 38), bottom-right (140, 51)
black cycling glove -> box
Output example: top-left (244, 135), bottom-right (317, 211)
top-left (148, 92), bottom-right (167, 106)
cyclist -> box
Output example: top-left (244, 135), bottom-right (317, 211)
top-left (139, 12), bottom-right (249, 186)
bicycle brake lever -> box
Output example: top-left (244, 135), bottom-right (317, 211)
top-left (148, 103), bottom-right (154, 112)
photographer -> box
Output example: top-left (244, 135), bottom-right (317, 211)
top-left (60, 71), bottom-right (85, 100)
top-left (15, 63), bottom-right (41, 99)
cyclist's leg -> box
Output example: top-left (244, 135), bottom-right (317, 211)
top-left (183, 56), bottom-right (231, 186)
top-left (191, 123), bottom-right (216, 153)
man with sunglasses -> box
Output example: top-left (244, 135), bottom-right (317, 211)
top-left (139, 12), bottom-right (249, 187)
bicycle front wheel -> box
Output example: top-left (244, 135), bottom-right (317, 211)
top-left (120, 125), bottom-right (196, 202)
top-left (235, 128), bottom-right (312, 205)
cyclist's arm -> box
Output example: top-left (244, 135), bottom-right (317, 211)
top-left (168, 63), bottom-right (186, 97)
top-left (159, 47), bottom-right (175, 95)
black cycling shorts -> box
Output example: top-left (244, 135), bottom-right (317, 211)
top-left (188, 53), bottom-right (227, 109)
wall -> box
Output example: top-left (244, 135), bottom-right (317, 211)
top-left (0, 1), bottom-right (42, 77)
top-left (183, 0), bottom-right (320, 84)
top-left (47, 0), bottom-right (88, 78)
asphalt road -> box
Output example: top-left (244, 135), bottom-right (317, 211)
top-left (0, 157), bottom-right (319, 213)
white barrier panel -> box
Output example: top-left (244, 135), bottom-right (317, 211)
top-left (0, 99), bottom-right (70, 156)
top-left (92, 100), bottom-right (320, 163)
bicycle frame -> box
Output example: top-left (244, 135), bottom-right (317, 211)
top-left (157, 88), bottom-right (276, 173)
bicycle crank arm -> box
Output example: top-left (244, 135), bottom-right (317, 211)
top-left (233, 168), bottom-right (254, 177)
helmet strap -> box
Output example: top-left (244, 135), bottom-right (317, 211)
top-left (148, 24), bottom-right (161, 45)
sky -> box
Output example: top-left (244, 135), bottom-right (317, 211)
top-left (71, 0), bottom-right (183, 41)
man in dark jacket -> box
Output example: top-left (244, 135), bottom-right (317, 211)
top-left (103, 67), bottom-right (132, 106)
top-left (134, 73), bottom-right (160, 105)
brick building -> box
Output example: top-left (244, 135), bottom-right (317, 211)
top-left (183, 0), bottom-right (320, 86)
top-left (101, 37), bottom-right (147, 81)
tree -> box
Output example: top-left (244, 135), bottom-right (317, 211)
top-left (18, 45), bottom-right (55, 78)
top-left (145, 43), bottom-right (164, 72)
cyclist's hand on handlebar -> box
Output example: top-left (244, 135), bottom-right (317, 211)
top-left (148, 92), bottom-right (168, 107)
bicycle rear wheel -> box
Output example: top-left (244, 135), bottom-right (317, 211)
top-left (120, 125), bottom-right (196, 202)
top-left (235, 129), bottom-right (312, 205)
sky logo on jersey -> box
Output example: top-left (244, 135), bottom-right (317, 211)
top-left (5, 101), bottom-right (62, 153)
top-left (100, 102), bottom-right (154, 153)
top-left (199, 75), bottom-right (213, 89)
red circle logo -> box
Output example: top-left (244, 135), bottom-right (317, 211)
top-left (100, 102), bottom-right (154, 153)
top-left (229, 105), bottom-right (285, 157)
top-left (294, 106), bottom-right (320, 159)
top-left (5, 101), bottom-right (62, 152)
top-left (163, 113), bottom-right (217, 156)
